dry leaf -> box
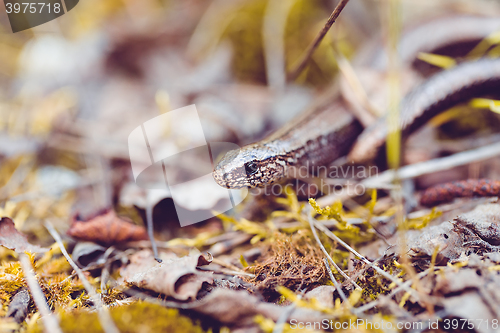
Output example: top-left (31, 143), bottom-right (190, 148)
top-left (403, 203), bottom-right (500, 265)
top-left (432, 261), bottom-right (500, 333)
top-left (304, 285), bottom-right (335, 309)
top-left (67, 210), bottom-right (148, 246)
top-left (0, 217), bottom-right (48, 253)
top-left (190, 288), bottom-right (326, 328)
top-left (123, 252), bottom-right (213, 301)
top-left (7, 288), bottom-right (30, 323)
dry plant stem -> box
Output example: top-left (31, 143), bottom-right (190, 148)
top-left (287, 0), bottom-right (350, 82)
top-left (323, 258), bottom-right (348, 303)
top-left (272, 303), bottom-right (297, 333)
top-left (335, 52), bottom-right (379, 125)
top-left (342, 256), bottom-right (384, 289)
top-left (19, 253), bottom-right (63, 333)
top-left (45, 222), bottom-right (120, 333)
top-left (100, 246), bottom-right (116, 295)
top-left (310, 217), bottom-right (420, 299)
top-left (317, 141), bottom-right (500, 207)
top-left (146, 191), bottom-right (161, 262)
top-left (366, 141), bottom-right (500, 187)
top-left (307, 212), bottom-right (362, 290)
top-left (211, 257), bottom-right (256, 278)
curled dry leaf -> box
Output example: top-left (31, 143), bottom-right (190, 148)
top-left (432, 261), bottom-right (500, 333)
top-left (67, 210), bottom-right (148, 246)
top-left (7, 288), bottom-right (31, 323)
top-left (0, 217), bottom-right (48, 253)
top-left (72, 242), bottom-right (107, 267)
top-left (190, 288), bottom-right (325, 329)
top-left (403, 203), bottom-right (500, 265)
top-left (122, 251), bottom-right (213, 301)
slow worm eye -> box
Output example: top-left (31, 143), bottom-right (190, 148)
top-left (244, 162), bottom-right (259, 176)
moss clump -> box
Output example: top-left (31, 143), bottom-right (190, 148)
top-left (245, 232), bottom-right (327, 296)
top-left (28, 302), bottom-right (205, 333)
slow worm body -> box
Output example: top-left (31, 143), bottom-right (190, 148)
top-left (213, 16), bottom-right (500, 189)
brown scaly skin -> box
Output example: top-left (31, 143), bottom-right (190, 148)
top-left (213, 16), bottom-right (500, 190)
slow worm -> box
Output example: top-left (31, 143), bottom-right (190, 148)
top-left (213, 16), bottom-right (500, 189)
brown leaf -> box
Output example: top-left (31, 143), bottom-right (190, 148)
top-left (431, 263), bottom-right (500, 333)
top-left (402, 203), bottom-right (500, 266)
top-left (0, 217), bottom-right (48, 253)
top-left (190, 289), bottom-right (325, 329)
top-left (67, 210), bottom-right (148, 246)
top-left (122, 252), bottom-right (213, 301)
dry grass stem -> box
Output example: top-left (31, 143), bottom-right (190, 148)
top-left (307, 211), bottom-right (362, 290)
top-left (19, 253), bottom-right (63, 333)
top-left (323, 258), bottom-right (348, 303)
top-left (44, 221), bottom-right (120, 333)
top-left (310, 216), bottom-right (420, 299)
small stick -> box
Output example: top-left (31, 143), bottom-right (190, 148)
top-left (100, 246), bottom-right (116, 295)
top-left (45, 222), bottom-right (120, 333)
top-left (19, 253), bottom-right (63, 333)
top-left (310, 216), bottom-right (420, 299)
top-left (307, 210), bottom-right (362, 290)
top-left (323, 258), bottom-right (348, 303)
top-left (317, 141), bottom-right (500, 207)
top-left (364, 141), bottom-right (500, 188)
top-left (287, 0), bottom-right (350, 82)
top-left (146, 191), bottom-right (161, 262)
top-left (272, 303), bottom-right (297, 333)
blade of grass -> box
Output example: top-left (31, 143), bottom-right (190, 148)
top-left (19, 253), bottom-right (63, 333)
top-left (45, 221), bottom-right (120, 333)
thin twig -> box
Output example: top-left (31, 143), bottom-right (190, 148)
top-left (211, 257), bottom-right (255, 277)
top-left (317, 141), bottom-right (500, 207)
top-left (307, 211), bottom-right (362, 290)
top-left (364, 141), bottom-right (500, 188)
top-left (335, 51), bottom-right (380, 126)
top-left (310, 216), bottom-right (420, 299)
top-left (19, 253), bottom-right (63, 333)
top-left (45, 222), bottom-right (120, 333)
top-left (100, 247), bottom-right (116, 295)
top-left (146, 191), bottom-right (161, 262)
top-left (323, 258), bottom-right (348, 303)
top-left (272, 303), bottom-right (297, 333)
top-left (287, 0), bottom-right (350, 82)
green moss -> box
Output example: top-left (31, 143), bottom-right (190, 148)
top-left (28, 302), bottom-right (205, 333)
